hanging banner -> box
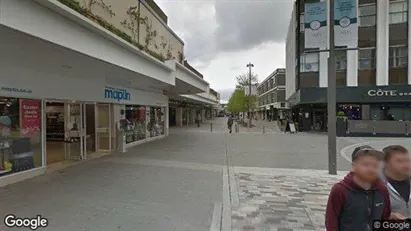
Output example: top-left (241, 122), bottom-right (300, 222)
top-left (304, 1), bottom-right (327, 49)
top-left (20, 100), bottom-right (41, 136)
top-left (334, 0), bottom-right (358, 47)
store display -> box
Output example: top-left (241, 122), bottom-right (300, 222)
top-left (125, 105), bottom-right (147, 143)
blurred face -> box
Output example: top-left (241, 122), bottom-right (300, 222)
top-left (386, 151), bottom-right (410, 177)
top-left (352, 155), bottom-right (380, 183)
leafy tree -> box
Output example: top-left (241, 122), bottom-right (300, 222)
top-left (227, 89), bottom-right (247, 114)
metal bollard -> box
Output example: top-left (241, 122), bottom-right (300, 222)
top-left (235, 123), bottom-right (239, 133)
top-left (263, 126), bottom-right (265, 134)
top-left (210, 123), bottom-right (213, 132)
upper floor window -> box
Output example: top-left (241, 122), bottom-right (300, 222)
top-left (359, 48), bottom-right (376, 69)
top-left (389, 46), bottom-right (408, 67)
top-left (335, 51), bottom-right (347, 71)
top-left (300, 14), bottom-right (305, 32)
top-left (390, 1), bottom-right (408, 24)
top-left (359, 4), bottom-right (376, 27)
top-left (300, 53), bottom-right (319, 72)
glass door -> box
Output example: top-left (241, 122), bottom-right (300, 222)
top-left (95, 104), bottom-right (111, 152)
top-left (65, 103), bottom-right (85, 160)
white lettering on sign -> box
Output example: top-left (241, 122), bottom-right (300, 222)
top-left (367, 89), bottom-right (398, 97)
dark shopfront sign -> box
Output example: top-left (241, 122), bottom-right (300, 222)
top-left (290, 85), bottom-right (411, 106)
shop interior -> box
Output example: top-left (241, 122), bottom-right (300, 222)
top-left (45, 102), bottom-right (112, 166)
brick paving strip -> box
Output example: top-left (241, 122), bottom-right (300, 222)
top-left (231, 167), bottom-right (349, 231)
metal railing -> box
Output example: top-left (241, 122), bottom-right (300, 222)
top-left (346, 120), bottom-right (411, 136)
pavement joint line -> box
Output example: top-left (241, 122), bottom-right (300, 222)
top-left (227, 139), bottom-right (239, 208)
top-left (233, 166), bottom-right (349, 178)
top-left (210, 202), bottom-right (222, 231)
top-left (221, 139), bottom-right (232, 231)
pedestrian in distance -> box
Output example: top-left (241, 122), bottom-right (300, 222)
top-left (381, 145), bottom-right (411, 220)
top-left (325, 145), bottom-right (391, 231)
top-left (227, 115), bottom-right (233, 133)
top-left (195, 114), bottom-right (201, 127)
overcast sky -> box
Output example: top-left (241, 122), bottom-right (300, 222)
top-left (155, 0), bottom-right (293, 103)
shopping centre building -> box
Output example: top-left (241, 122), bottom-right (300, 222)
top-left (0, 0), bottom-right (218, 186)
top-left (286, 0), bottom-right (411, 132)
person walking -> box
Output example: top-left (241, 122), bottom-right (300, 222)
top-left (381, 145), bottom-right (411, 219)
top-left (325, 145), bottom-right (391, 231)
top-left (227, 115), bottom-right (233, 133)
top-left (195, 114), bottom-right (201, 127)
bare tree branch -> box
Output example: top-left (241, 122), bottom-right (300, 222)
top-left (236, 73), bottom-right (259, 87)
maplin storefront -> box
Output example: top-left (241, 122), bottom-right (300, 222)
top-left (0, 0), bottom-right (175, 186)
top-left (289, 85), bottom-right (411, 132)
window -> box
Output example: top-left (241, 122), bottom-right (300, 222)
top-left (300, 14), bottom-right (305, 32)
top-left (125, 105), bottom-right (147, 143)
top-left (390, 1), bottom-right (408, 24)
top-left (359, 4), bottom-right (376, 27)
top-left (300, 53), bottom-right (319, 72)
top-left (389, 46), bottom-right (408, 67)
top-left (358, 48), bottom-right (376, 69)
top-left (0, 98), bottom-right (43, 176)
top-left (335, 51), bottom-right (347, 71)
top-left (148, 107), bottom-right (165, 137)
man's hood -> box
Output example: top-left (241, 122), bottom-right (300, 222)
top-left (340, 172), bottom-right (386, 191)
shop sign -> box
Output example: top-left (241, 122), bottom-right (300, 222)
top-left (20, 100), bottom-right (41, 136)
top-left (104, 87), bottom-right (131, 102)
top-left (0, 86), bottom-right (32, 94)
top-left (367, 89), bottom-right (411, 97)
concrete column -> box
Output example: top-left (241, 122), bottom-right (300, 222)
top-left (190, 109), bottom-right (196, 124)
top-left (319, 52), bottom-right (329, 87)
top-left (165, 106), bottom-right (169, 136)
top-left (176, 107), bottom-right (183, 127)
top-left (347, 50), bottom-right (358, 86)
top-left (201, 109), bottom-right (206, 121)
top-left (376, 0), bottom-right (389, 86)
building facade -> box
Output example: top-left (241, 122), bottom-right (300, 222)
top-left (257, 69), bottom-right (288, 120)
top-left (286, 0), bottom-right (411, 131)
top-left (0, 0), bottom-right (218, 186)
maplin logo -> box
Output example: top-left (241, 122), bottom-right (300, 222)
top-left (104, 87), bottom-right (131, 102)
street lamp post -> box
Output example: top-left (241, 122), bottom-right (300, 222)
top-left (328, 0), bottom-right (337, 175)
top-left (246, 62), bottom-right (254, 128)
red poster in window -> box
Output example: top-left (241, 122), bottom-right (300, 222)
top-left (20, 100), bottom-right (41, 136)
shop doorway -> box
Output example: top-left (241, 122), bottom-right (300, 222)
top-left (45, 101), bottom-right (111, 166)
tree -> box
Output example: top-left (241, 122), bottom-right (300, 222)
top-left (226, 89), bottom-right (247, 114)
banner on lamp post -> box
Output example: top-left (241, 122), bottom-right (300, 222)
top-left (334, 0), bottom-right (358, 47)
top-left (304, 1), bottom-right (327, 49)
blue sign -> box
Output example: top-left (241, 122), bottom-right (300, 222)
top-left (305, 2), bottom-right (327, 48)
top-left (104, 87), bottom-right (131, 102)
top-left (334, 0), bottom-right (358, 47)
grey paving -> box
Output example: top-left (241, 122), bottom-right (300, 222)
top-left (1, 118), bottom-right (406, 231)
top-left (231, 169), bottom-right (343, 231)
top-left (0, 130), bottom-right (225, 231)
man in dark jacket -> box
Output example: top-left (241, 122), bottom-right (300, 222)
top-left (227, 115), bottom-right (233, 133)
top-left (325, 145), bottom-right (391, 231)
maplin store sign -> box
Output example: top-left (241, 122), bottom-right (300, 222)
top-left (104, 87), bottom-right (131, 102)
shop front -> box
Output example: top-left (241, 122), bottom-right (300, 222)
top-left (289, 85), bottom-right (411, 131)
top-left (0, 74), bottom-right (169, 186)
